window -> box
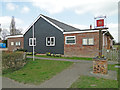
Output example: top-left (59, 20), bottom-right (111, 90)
top-left (65, 36), bottom-right (76, 44)
top-left (82, 38), bottom-right (94, 45)
top-left (46, 37), bottom-right (55, 46)
top-left (82, 39), bottom-right (87, 45)
top-left (29, 38), bottom-right (36, 46)
top-left (88, 38), bottom-right (94, 45)
top-left (16, 42), bottom-right (21, 46)
top-left (11, 42), bottom-right (14, 46)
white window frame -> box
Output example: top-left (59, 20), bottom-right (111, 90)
top-left (82, 38), bottom-right (88, 45)
top-left (82, 38), bottom-right (94, 45)
top-left (88, 38), bottom-right (94, 45)
top-left (46, 37), bottom-right (55, 46)
top-left (16, 42), bottom-right (21, 46)
top-left (29, 38), bottom-right (36, 46)
top-left (11, 42), bottom-right (14, 46)
top-left (65, 36), bottom-right (76, 45)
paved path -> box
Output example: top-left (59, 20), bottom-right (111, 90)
top-left (2, 56), bottom-right (118, 88)
top-left (27, 56), bottom-right (118, 64)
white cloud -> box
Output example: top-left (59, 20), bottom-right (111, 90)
top-left (6, 3), bottom-right (18, 11)
top-left (0, 16), bottom-right (23, 32)
top-left (31, 0), bottom-right (119, 16)
top-left (107, 23), bottom-right (118, 42)
top-left (21, 6), bottom-right (30, 13)
top-left (69, 23), bottom-right (89, 29)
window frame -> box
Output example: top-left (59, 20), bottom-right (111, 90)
top-left (46, 37), bottom-right (55, 46)
top-left (82, 38), bottom-right (94, 46)
top-left (65, 36), bottom-right (76, 45)
top-left (16, 42), bottom-right (21, 46)
top-left (29, 38), bottom-right (36, 46)
top-left (11, 42), bottom-right (14, 46)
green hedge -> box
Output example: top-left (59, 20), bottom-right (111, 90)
top-left (2, 51), bottom-right (27, 74)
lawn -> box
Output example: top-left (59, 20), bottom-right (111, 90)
top-left (71, 76), bottom-right (118, 88)
top-left (4, 58), bottom-right (73, 84)
top-left (29, 55), bottom-right (93, 61)
top-left (71, 64), bottom-right (120, 88)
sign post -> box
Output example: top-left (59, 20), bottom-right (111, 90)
top-left (94, 16), bottom-right (107, 57)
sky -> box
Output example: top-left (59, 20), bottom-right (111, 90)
top-left (0, 0), bottom-right (119, 42)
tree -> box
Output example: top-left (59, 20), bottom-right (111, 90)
top-left (10, 16), bottom-right (16, 35)
top-left (10, 16), bottom-right (22, 35)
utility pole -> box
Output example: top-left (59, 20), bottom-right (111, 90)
top-left (33, 24), bottom-right (35, 61)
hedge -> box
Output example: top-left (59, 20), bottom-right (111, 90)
top-left (2, 51), bottom-right (27, 74)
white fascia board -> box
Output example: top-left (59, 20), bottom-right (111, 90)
top-left (23, 14), bottom-right (64, 35)
top-left (7, 35), bottom-right (23, 39)
top-left (63, 29), bottom-right (107, 34)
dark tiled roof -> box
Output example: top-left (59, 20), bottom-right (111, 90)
top-left (41, 14), bottom-right (81, 32)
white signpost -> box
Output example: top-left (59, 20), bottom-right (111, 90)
top-left (33, 24), bottom-right (35, 61)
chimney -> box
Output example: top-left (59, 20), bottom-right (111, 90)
top-left (90, 24), bottom-right (92, 29)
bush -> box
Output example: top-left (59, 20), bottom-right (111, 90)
top-left (26, 52), bottom-right (37, 55)
top-left (15, 48), bottom-right (27, 52)
top-left (2, 51), bottom-right (27, 74)
top-left (46, 52), bottom-right (51, 56)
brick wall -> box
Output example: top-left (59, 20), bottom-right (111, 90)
top-left (64, 32), bottom-right (100, 57)
top-left (8, 37), bottom-right (24, 51)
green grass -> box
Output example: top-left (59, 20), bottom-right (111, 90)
top-left (28, 55), bottom-right (93, 61)
top-left (108, 64), bottom-right (120, 72)
top-left (71, 76), bottom-right (118, 88)
top-left (71, 64), bottom-right (120, 88)
top-left (4, 58), bottom-right (73, 84)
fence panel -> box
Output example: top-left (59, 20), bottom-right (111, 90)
top-left (102, 49), bottom-right (118, 62)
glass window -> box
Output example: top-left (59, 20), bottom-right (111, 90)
top-left (46, 37), bottom-right (55, 46)
top-left (82, 39), bottom-right (87, 45)
top-left (29, 38), bottom-right (36, 46)
top-left (65, 36), bottom-right (76, 44)
top-left (88, 38), bottom-right (94, 45)
top-left (11, 42), bottom-right (14, 46)
top-left (83, 38), bottom-right (94, 45)
top-left (16, 42), bottom-right (21, 46)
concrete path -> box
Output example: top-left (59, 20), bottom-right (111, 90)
top-left (27, 56), bottom-right (118, 64)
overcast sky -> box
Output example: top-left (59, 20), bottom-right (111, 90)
top-left (0, 0), bottom-right (119, 42)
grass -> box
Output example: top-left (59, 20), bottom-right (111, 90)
top-left (3, 58), bottom-right (73, 84)
top-left (71, 64), bottom-right (120, 88)
top-left (71, 76), bottom-right (118, 88)
top-left (28, 55), bottom-right (93, 61)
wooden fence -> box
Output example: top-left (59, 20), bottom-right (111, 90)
top-left (102, 49), bottom-right (119, 62)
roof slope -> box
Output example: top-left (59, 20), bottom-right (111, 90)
top-left (41, 14), bottom-right (80, 32)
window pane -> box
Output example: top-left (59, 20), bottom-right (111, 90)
top-left (30, 39), bottom-right (32, 45)
top-left (51, 38), bottom-right (54, 45)
top-left (83, 39), bottom-right (87, 45)
top-left (67, 37), bottom-right (75, 39)
top-left (89, 38), bottom-right (94, 45)
top-left (33, 38), bottom-right (36, 46)
top-left (11, 42), bottom-right (14, 45)
top-left (66, 40), bottom-right (75, 44)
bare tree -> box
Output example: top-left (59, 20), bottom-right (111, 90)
top-left (10, 16), bottom-right (16, 35)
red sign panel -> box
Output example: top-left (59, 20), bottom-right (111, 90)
top-left (97, 19), bottom-right (104, 27)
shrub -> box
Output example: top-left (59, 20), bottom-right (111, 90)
top-left (2, 51), bottom-right (27, 74)
top-left (26, 52), bottom-right (37, 55)
top-left (46, 52), bottom-right (51, 56)
top-left (15, 48), bottom-right (27, 52)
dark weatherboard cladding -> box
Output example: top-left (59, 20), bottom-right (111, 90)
top-left (24, 17), bottom-right (64, 54)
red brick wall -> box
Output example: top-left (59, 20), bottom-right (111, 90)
top-left (64, 32), bottom-right (100, 57)
top-left (7, 37), bottom-right (24, 51)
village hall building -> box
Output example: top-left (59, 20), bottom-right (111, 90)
top-left (7, 14), bottom-right (113, 57)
